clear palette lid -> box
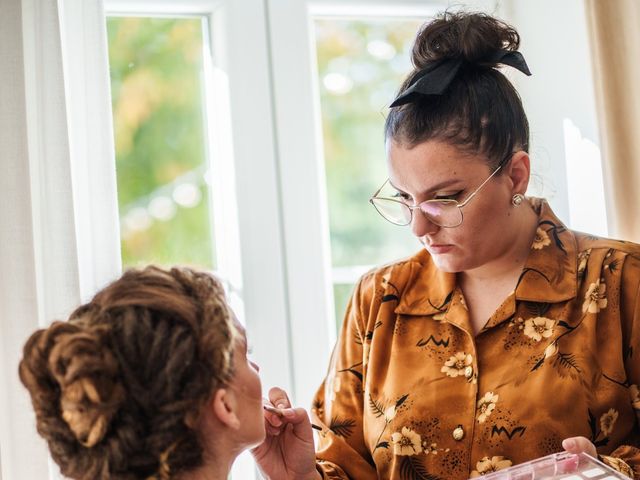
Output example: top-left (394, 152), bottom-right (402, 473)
top-left (470, 452), bottom-right (629, 480)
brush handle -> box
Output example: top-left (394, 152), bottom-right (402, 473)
top-left (263, 404), bottom-right (322, 431)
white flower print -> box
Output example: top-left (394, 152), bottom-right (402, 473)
top-left (391, 426), bottom-right (422, 456)
top-left (441, 352), bottom-right (473, 378)
top-left (577, 248), bottom-right (591, 276)
top-left (509, 317), bottom-right (525, 330)
top-left (476, 392), bottom-right (499, 424)
top-left (630, 385), bottom-right (640, 411)
top-left (531, 227), bottom-right (551, 250)
top-left (582, 279), bottom-right (608, 314)
top-left (470, 456), bottom-right (513, 477)
top-left (523, 317), bottom-right (555, 342)
top-left (422, 442), bottom-right (438, 455)
top-left (600, 408), bottom-right (618, 437)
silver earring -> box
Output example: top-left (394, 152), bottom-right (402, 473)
top-left (512, 193), bottom-right (524, 206)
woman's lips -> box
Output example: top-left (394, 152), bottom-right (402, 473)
top-left (427, 244), bottom-right (454, 254)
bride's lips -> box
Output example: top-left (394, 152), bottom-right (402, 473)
top-left (427, 244), bottom-right (454, 254)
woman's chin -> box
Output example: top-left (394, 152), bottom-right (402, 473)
top-left (428, 252), bottom-right (464, 273)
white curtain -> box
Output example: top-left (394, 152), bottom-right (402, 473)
top-left (0, 0), bottom-right (119, 478)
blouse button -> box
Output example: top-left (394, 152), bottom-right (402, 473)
top-left (464, 366), bottom-right (473, 379)
top-left (453, 425), bottom-right (464, 441)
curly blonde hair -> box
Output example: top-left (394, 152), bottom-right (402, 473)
top-left (19, 266), bottom-right (238, 479)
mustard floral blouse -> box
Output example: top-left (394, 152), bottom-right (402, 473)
top-left (312, 199), bottom-right (640, 479)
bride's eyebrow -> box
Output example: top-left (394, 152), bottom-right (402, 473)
top-left (388, 179), bottom-right (462, 196)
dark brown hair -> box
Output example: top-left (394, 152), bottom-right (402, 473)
top-left (385, 11), bottom-right (530, 167)
top-left (19, 266), bottom-right (238, 479)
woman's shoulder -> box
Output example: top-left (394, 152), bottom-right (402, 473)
top-left (357, 249), bottom-right (431, 289)
top-left (573, 230), bottom-right (640, 260)
top-left (573, 231), bottom-right (640, 291)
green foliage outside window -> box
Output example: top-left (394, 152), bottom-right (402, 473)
top-left (107, 16), bottom-right (424, 325)
top-left (107, 17), bottom-right (214, 269)
top-left (314, 19), bottom-right (423, 325)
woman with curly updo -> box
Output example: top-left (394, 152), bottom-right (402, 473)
top-left (19, 266), bottom-right (314, 479)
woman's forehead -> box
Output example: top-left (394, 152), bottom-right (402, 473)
top-left (387, 139), bottom-right (484, 165)
top-left (387, 140), bottom-right (490, 190)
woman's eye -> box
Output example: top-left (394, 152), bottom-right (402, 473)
top-left (434, 190), bottom-right (463, 201)
top-left (392, 191), bottom-right (411, 202)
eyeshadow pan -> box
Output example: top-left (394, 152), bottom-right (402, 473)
top-left (582, 468), bottom-right (606, 478)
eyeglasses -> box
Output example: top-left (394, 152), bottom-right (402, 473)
top-left (369, 154), bottom-right (512, 228)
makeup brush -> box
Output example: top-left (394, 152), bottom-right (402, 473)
top-left (263, 404), bottom-right (322, 431)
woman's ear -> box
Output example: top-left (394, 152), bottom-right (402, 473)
top-left (211, 388), bottom-right (241, 430)
top-left (507, 150), bottom-right (531, 195)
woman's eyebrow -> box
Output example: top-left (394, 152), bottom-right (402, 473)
top-left (388, 179), bottom-right (462, 196)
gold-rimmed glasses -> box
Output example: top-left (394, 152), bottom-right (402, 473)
top-left (369, 154), bottom-right (512, 228)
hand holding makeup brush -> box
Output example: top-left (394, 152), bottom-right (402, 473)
top-left (251, 386), bottom-right (321, 480)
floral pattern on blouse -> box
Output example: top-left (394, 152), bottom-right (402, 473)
top-left (312, 199), bottom-right (640, 480)
top-left (469, 456), bottom-right (513, 477)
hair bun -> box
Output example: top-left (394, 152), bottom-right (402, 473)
top-left (412, 12), bottom-right (520, 69)
top-left (48, 325), bottom-right (125, 448)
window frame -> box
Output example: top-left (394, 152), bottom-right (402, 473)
top-left (265, 0), bottom-right (454, 408)
top-left (101, 0), bottom-right (296, 401)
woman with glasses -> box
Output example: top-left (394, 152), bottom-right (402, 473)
top-left (254, 11), bottom-right (640, 480)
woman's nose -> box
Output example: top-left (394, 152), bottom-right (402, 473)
top-left (411, 208), bottom-right (439, 238)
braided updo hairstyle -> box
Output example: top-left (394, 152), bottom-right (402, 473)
top-left (19, 266), bottom-right (238, 479)
top-left (385, 11), bottom-right (530, 168)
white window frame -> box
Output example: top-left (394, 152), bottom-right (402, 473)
top-left (101, 0), bottom-right (295, 397)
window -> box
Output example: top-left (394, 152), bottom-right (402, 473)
top-left (312, 17), bottom-right (424, 328)
top-left (107, 16), bottom-right (216, 268)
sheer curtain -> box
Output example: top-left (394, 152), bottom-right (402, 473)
top-left (585, 0), bottom-right (640, 242)
top-left (0, 0), bottom-right (119, 478)
top-left (0, 0), bottom-right (50, 477)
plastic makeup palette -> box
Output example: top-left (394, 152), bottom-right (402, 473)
top-left (470, 452), bottom-right (629, 480)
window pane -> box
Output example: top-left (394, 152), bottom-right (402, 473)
top-left (314, 19), bottom-right (423, 269)
top-left (314, 18), bottom-right (424, 327)
top-left (333, 282), bottom-right (355, 330)
top-left (106, 17), bottom-right (215, 268)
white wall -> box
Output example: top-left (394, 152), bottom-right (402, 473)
top-left (501, 0), bottom-right (604, 231)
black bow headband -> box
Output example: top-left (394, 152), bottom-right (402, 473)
top-left (389, 49), bottom-right (531, 108)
